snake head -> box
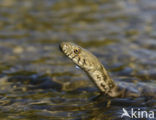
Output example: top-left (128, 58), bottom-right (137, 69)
top-left (60, 42), bottom-right (102, 72)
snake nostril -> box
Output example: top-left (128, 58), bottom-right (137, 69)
top-left (60, 42), bottom-right (68, 52)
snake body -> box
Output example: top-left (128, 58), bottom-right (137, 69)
top-left (59, 42), bottom-right (154, 98)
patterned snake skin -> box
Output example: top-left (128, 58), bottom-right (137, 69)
top-left (60, 42), bottom-right (155, 98)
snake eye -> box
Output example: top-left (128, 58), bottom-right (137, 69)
top-left (74, 48), bottom-right (80, 54)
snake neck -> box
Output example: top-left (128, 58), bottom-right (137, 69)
top-left (86, 65), bottom-right (139, 98)
top-left (85, 64), bottom-right (116, 97)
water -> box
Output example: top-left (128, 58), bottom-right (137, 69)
top-left (0, 0), bottom-right (156, 119)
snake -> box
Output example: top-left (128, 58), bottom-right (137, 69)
top-left (59, 42), bottom-right (155, 98)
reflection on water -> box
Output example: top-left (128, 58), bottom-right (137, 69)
top-left (0, 0), bottom-right (156, 119)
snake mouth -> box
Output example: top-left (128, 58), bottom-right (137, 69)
top-left (59, 42), bottom-right (71, 59)
top-left (59, 43), bottom-right (64, 52)
top-left (59, 45), bottom-right (62, 53)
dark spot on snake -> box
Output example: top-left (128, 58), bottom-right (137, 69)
top-left (100, 83), bottom-right (107, 91)
top-left (67, 51), bottom-right (72, 57)
top-left (96, 75), bottom-right (101, 80)
top-left (78, 57), bottom-right (81, 63)
top-left (109, 83), bottom-right (114, 89)
top-left (83, 59), bottom-right (86, 65)
top-left (71, 55), bottom-right (78, 59)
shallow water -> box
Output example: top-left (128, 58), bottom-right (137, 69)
top-left (0, 0), bottom-right (156, 119)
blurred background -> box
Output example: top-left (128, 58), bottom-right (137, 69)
top-left (0, 0), bottom-right (156, 119)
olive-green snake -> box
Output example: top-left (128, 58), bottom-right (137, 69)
top-left (60, 42), bottom-right (155, 98)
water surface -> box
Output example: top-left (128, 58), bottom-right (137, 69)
top-left (0, 0), bottom-right (156, 119)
